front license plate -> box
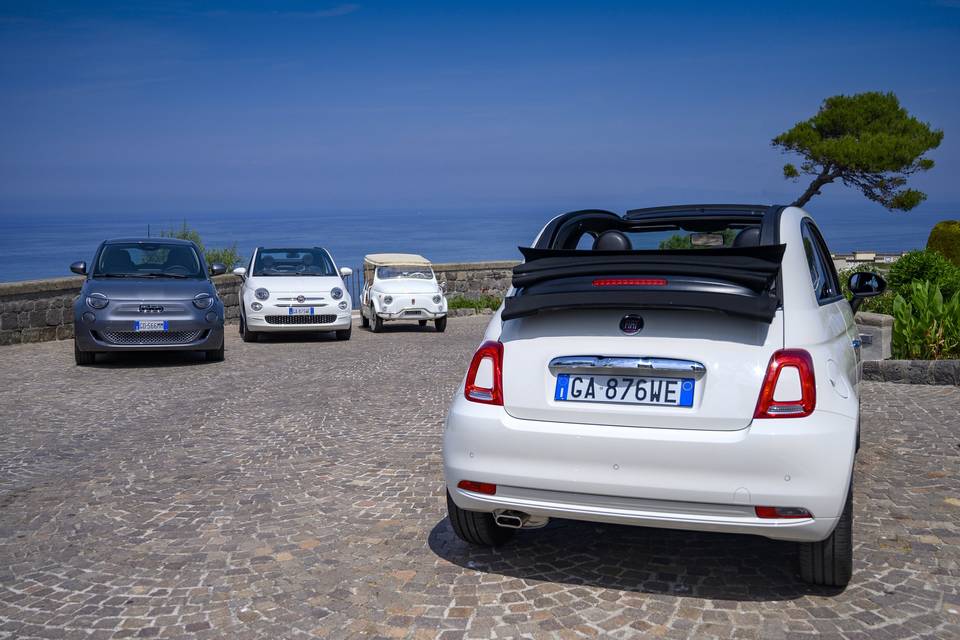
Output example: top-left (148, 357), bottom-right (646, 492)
top-left (134, 320), bottom-right (167, 332)
top-left (288, 307), bottom-right (314, 315)
top-left (554, 374), bottom-right (694, 407)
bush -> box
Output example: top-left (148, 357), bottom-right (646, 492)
top-left (160, 221), bottom-right (243, 270)
top-left (447, 294), bottom-right (502, 311)
top-left (887, 249), bottom-right (960, 301)
top-left (892, 280), bottom-right (960, 360)
top-left (927, 220), bottom-right (960, 267)
top-left (837, 265), bottom-right (894, 314)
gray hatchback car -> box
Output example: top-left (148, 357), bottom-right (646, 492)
top-left (71, 238), bottom-right (227, 365)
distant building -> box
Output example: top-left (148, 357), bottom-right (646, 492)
top-left (831, 251), bottom-right (906, 272)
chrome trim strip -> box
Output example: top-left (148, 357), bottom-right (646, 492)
top-left (548, 356), bottom-right (706, 379)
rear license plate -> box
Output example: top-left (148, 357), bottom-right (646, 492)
top-left (554, 374), bottom-right (694, 407)
top-left (134, 320), bottom-right (167, 332)
top-left (288, 307), bottom-right (314, 315)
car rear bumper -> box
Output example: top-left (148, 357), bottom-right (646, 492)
top-left (443, 395), bottom-right (856, 542)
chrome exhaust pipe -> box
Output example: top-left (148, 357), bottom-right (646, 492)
top-left (493, 510), bottom-right (529, 529)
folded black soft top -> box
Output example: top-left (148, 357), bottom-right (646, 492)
top-left (503, 244), bottom-right (786, 322)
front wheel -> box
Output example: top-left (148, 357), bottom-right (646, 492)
top-left (240, 315), bottom-right (258, 343)
top-left (434, 316), bottom-right (447, 333)
top-left (418, 320), bottom-right (428, 327)
top-left (799, 483), bottom-right (853, 587)
top-left (371, 309), bottom-right (384, 333)
top-left (74, 339), bottom-right (95, 366)
top-left (361, 311), bottom-right (370, 328)
top-left (446, 491), bottom-right (515, 547)
top-left (335, 325), bottom-right (352, 341)
top-left (205, 341), bottom-right (225, 362)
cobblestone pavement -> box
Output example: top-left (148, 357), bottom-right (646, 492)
top-left (1, 316), bottom-right (958, 639)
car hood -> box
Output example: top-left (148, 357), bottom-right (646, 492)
top-left (371, 279), bottom-right (440, 294)
top-left (83, 278), bottom-right (216, 301)
top-left (246, 275), bottom-right (344, 294)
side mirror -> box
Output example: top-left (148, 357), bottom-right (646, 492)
top-left (210, 263), bottom-right (227, 277)
top-left (232, 267), bottom-right (247, 278)
top-left (848, 271), bottom-right (887, 312)
top-left (70, 261), bottom-right (87, 275)
top-left (339, 266), bottom-right (353, 277)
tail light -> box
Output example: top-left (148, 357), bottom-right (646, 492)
top-left (457, 480), bottom-right (497, 495)
top-left (754, 349), bottom-right (816, 419)
top-left (464, 340), bottom-right (504, 405)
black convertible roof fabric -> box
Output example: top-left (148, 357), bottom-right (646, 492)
top-left (503, 244), bottom-right (786, 322)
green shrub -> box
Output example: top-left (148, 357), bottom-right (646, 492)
top-left (447, 294), bottom-right (502, 311)
top-left (927, 220), bottom-right (960, 267)
top-left (837, 265), bottom-right (894, 314)
top-left (160, 221), bottom-right (243, 270)
top-left (887, 249), bottom-right (960, 301)
top-left (892, 280), bottom-right (960, 360)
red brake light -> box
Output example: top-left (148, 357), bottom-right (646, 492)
top-left (457, 480), bottom-right (497, 495)
top-left (464, 340), bottom-right (504, 405)
top-left (592, 278), bottom-right (668, 287)
top-left (754, 349), bottom-right (816, 419)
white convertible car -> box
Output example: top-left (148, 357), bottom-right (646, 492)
top-left (233, 246), bottom-right (353, 342)
top-left (360, 253), bottom-right (448, 332)
top-left (443, 204), bottom-right (887, 587)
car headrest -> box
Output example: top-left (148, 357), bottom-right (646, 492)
top-left (592, 230), bottom-right (632, 251)
top-left (732, 227), bottom-right (761, 248)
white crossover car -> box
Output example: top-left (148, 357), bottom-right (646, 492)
top-left (443, 204), bottom-right (887, 587)
top-left (234, 246), bottom-right (353, 342)
top-left (360, 253), bottom-right (448, 332)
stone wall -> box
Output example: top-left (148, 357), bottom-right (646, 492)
top-left (0, 274), bottom-right (243, 346)
top-left (0, 261), bottom-right (517, 345)
top-left (432, 260), bottom-right (519, 299)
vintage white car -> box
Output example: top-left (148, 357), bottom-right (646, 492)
top-left (233, 246), bottom-right (353, 342)
top-left (360, 253), bottom-right (448, 332)
top-left (443, 204), bottom-right (888, 587)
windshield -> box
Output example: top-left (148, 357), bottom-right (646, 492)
top-left (93, 243), bottom-right (204, 279)
top-left (376, 266), bottom-right (434, 280)
top-left (253, 248), bottom-right (337, 276)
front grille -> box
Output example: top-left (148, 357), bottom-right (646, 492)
top-left (265, 314), bottom-right (337, 325)
top-left (99, 330), bottom-right (205, 345)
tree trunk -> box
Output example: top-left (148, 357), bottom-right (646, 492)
top-left (792, 169), bottom-right (836, 207)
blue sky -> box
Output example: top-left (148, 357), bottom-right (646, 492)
top-left (1, 0), bottom-right (958, 216)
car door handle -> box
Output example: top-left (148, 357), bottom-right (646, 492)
top-left (548, 356), bottom-right (707, 379)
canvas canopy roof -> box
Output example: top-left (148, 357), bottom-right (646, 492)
top-left (363, 253), bottom-right (432, 267)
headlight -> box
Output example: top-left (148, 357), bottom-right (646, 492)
top-left (193, 293), bottom-right (213, 309)
top-left (382, 295), bottom-right (393, 305)
top-left (251, 301), bottom-right (263, 311)
top-left (86, 293), bottom-right (108, 309)
top-left (255, 288), bottom-right (269, 301)
top-left (330, 287), bottom-right (343, 300)
top-left (433, 295), bottom-right (442, 304)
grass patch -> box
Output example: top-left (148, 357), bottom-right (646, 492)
top-left (447, 294), bottom-right (502, 311)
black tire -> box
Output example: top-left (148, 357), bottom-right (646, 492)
top-left (446, 491), bottom-right (515, 547)
top-left (335, 325), bottom-right (352, 341)
top-left (418, 320), bottom-right (428, 327)
top-left (205, 341), bottom-right (225, 362)
top-left (371, 309), bottom-right (384, 333)
top-left (240, 315), bottom-right (258, 343)
top-left (361, 311), bottom-right (370, 328)
top-left (434, 316), bottom-right (447, 333)
top-left (74, 339), bottom-right (95, 366)
top-left (799, 483), bottom-right (853, 587)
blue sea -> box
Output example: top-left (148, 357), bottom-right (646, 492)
top-left (1, 203), bottom-right (957, 283)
